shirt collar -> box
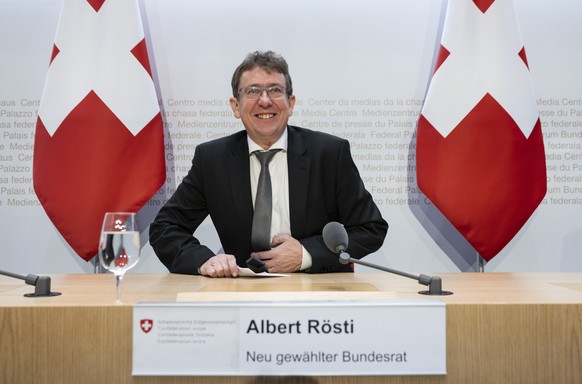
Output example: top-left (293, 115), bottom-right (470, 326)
top-left (247, 126), bottom-right (288, 155)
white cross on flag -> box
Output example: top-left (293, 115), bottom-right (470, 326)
top-left (417, 0), bottom-right (547, 261)
top-left (33, 0), bottom-right (165, 261)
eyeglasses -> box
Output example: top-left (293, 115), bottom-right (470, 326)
top-left (238, 86), bottom-right (287, 100)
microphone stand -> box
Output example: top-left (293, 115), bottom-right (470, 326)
top-left (0, 269), bottom-right (61, 297)
top-left (338, 252), bottom-right (453, 296)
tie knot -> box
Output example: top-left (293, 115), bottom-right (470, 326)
top-left (254, 149), bottom-right (280, 166)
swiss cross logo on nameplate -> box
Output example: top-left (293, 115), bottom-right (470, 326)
top-left (140, 319), bottom-right (154, 334)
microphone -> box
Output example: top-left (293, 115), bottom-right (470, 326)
top-left (322, 221), bottom-right (349, 253)
top-left (0, 269), bottom-right (61, 297)
top-left (322, 222), bottom-right (453, 295)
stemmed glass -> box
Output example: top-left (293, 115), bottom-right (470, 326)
top-left (98, 212), bottom-right (140, 304)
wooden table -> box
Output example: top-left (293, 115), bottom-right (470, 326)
top-left (1, 272), bottom-right (581, 383)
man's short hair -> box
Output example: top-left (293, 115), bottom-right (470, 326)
top-left (231, 51), bottom-right (293, 99)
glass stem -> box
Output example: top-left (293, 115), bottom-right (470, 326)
top-left (115, 274), bottom-right (124, 304)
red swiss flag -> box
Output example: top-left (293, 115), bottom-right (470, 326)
top-left (416, 0), bottom-right (547, 261)
top-left (33, 0), bottom-right (165, 261)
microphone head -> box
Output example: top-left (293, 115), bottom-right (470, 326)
top-left (322, 222), bottom-right (349, 254)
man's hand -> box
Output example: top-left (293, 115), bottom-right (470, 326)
top-left (251, 234), bottom-right (302, 273)
top-left (199, 254), bottom-right (239, 277)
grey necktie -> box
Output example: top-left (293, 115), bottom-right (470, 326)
top-left (251, 149), bottom-right (280, 251)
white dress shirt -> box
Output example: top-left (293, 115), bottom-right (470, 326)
top-left (248, 128), bottom-right (312, 270)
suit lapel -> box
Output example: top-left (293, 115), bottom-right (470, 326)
top-left (225, 135), bottom-right (254, 229)
top-left (287, 127), bottom-right (310, 238)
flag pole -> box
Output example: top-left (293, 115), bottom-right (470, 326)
top-left (478, 253), bottom-right (485, 273)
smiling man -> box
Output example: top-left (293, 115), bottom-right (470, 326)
top-left (149, 51), bottom-right (387, 277)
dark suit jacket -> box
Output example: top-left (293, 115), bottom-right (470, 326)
top-left (149, 125), bottom-right (388, 274)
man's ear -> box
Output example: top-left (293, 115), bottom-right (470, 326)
top-left (288, 94), bottom-right (296, 116)
top-left (229, 97), bottom-right (241, 119)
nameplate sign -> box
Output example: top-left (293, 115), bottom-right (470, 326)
top-left (133, 300), bottom-right (446, 376)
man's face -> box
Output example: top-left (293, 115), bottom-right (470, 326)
top-left (230, 67), bottom-right (295, 149)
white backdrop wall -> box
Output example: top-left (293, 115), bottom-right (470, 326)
top-left (0, 0), bottom-right (581, 275)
